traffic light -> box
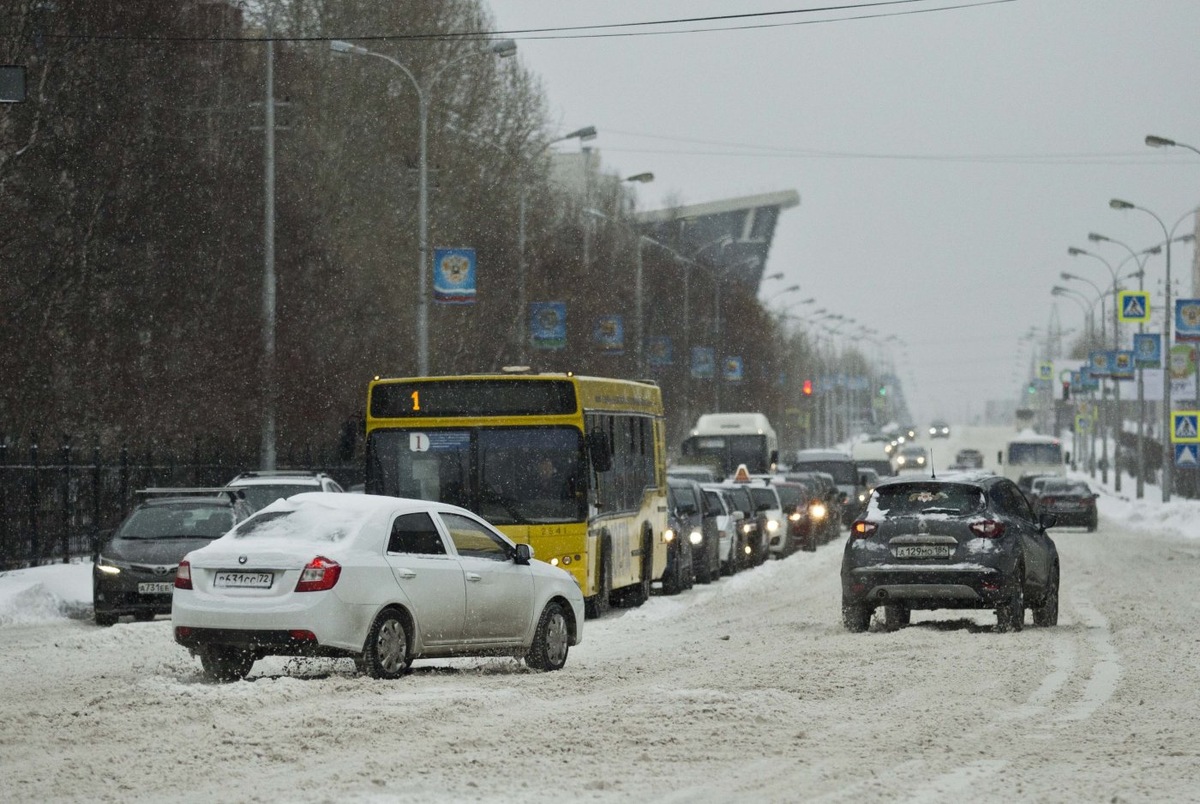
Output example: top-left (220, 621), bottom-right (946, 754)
top-left (879, 386), bottom-right (887, 397)
top-left (1062, 381), bottom-right (1070, 401)
top-left (802, 379), bottom-right (813, 396)
top-left (1027, 383), bottom-right (1037, 395)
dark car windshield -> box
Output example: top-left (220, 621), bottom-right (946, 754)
top-left (118, 502), bottom-right (234, 540)
top-left (671, 482), bottom-right (700, 514)
top-left (749, 488), bottom-right (779, 511)
top-left (773, 485), bottom-right (805, 508)
top-left (871, 483), bottom-right (985, 516)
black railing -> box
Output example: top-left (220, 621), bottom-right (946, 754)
top-left (0, 441), bottom-right (361, 570)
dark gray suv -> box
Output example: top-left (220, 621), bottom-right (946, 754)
top-left (841, 473), bottom-right (1060, 633)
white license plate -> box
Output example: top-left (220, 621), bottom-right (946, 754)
top-left (137, 582), bottom-right (173, 594)
top-left (893, 545), bottom-right (953, 559)
top-left (214, 571), bottom-right (274, 589)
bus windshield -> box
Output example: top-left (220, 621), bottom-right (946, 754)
top-left (682, 434), bottom-right (769, 475)
top-left (366, 427), bottom-right (586, 525)
top-left (1007, 442), bottom-right (1062, 466)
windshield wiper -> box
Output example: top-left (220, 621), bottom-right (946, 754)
top-left (919, 507), bottom-right (963, 515)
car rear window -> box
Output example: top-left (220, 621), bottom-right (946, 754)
top-left (871, 483), bottom-right (985, 516)
top-left (773, 485), bottom-right (804, 508)
top-left (750, 488), bottom-right (779, 510)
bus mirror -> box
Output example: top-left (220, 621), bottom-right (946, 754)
top-left (997, 451), bottom-right (1003, 465)
top-left (587, 428), bottom-right (612, 472)
top-left (769, 449), bottom-right (779, 466)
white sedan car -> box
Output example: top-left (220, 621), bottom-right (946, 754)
top-left (172, 493), bottom-right (584, 682)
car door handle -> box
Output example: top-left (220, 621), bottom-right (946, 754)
top-left (396, 569), bottom-right (417, 579)
top-left (466, 572), bottom-right (482, 582)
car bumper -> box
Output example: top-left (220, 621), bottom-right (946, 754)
top-left (842, 564), bottom-right (1010, 610)
top-left (93, 568), bottom-right (176, 616)
top-left (1044, 508), bottom-right (1096, 527)
top-left (172, 589), bottom-right (372, 654)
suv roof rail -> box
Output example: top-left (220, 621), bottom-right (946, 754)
top-left (230, 470), bottom-right (325, 479)
top-left (136, 487), bottom-right (247, 502)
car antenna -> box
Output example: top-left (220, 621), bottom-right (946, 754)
top-left (929, 448), bottom-right (936, 479)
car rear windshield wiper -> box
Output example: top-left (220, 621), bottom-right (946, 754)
top-left (919, 507), bottom-right (963, 515)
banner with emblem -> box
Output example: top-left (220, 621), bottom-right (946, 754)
top-left (691, 347), bottom-right (715, 379)
top-left (1134, 333), bottom-right (1162, 368)
top-left (647, 336), bottom-right (673, 366)
top-left (593, 315), bottom-right (624, 354)
top-left (529, 302), bottom-right (567, 350)
top-left (723, 356), bottom-right (744, 382)
top-left (432, 248), bottom-right (476, 304)
top-left (1176, 300), bottom-right (1200, 342)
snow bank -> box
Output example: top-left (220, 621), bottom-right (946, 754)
top-left (0, 560), bottom-right (92, 626)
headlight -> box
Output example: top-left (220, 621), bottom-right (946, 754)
top-left (765, 519), bottom-right (779, 533)
top-left (858, 493), bottom-right (867, 503)
top-left (664, 528), bottom-right (676, 542)
top-left (742, 523), bottom-right (754, 534)
top-left (897, 456), bottom-right (906, 465)
top-left (95, 558), bottom-right (122, 575)
top-left (688, 530), bottom-right (703, 545)
top-left (917, 457), bottom-right (926, 465)
top-left (550, 557), bottom-right (560, 566)
top-left (788, 512), bottom-right (801, 522)
top-left (810, 502), bottom-right (827, 520)
top-left (929, 427), bottom-right (937, 435)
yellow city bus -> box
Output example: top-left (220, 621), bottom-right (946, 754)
top-left (363, 374), bottom-right (669, 617)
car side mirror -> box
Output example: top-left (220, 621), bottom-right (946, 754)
top-left (514, 543), bottom-right (533, 566)
top-left (1038, 512), bottom-right (1057, 531)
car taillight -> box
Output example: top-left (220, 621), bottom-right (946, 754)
top-left (1041, 497), bottom-right (1056, 507)
top-left (851, 520), bottom-right (877, 538)
top-left (1084, 497), bottom-right (1095, 507)
top-left (175, 559), bottom-right (192, 590)
top-left (295, 556), bottom-right (341, 592)
top-left (969, 520), bottom-right (1006, 538)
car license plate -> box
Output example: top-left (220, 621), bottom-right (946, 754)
top-left (214, 571), bottom-right (274, 589)
top-left (893, 545), bottom-right (953, 559)
top-left (137, 582), bottom-right (174, 594)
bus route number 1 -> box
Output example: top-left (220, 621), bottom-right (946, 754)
top-left (411, 390), bottom-right (420, 411)
top-left (409, 433), bottom-right (430, 452)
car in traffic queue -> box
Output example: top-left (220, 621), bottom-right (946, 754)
top-left (736, 475), bottom-right (788, 560)
top-left (701, 485), bottom-right (743, 576)
top-left (894, 444), bottom-right (929, 473)
top-left (661, 480), bottom-right (698, 595)
top-left (1035, 479), bottom-right (1099, 531)
top-left (718, 483), bottom-right (767, 568)
top-left (929, 420), bottom-right (951, 439)
top-left (93, 488), bottom-right (252, 626)
top-left (668, 476), bottom-right (721, 585)
top-left (791, 449), bottom-right (860, 526)
top-left (955, 448), bottom-right (985, 469)
top-left (225, 470), bottom-right (345, 513)
top-left (841, 473), bottom-right (1060, 633)
top-left (173, 493), bottom-right (584, 682)
top-left (770, 480), bottom-right (813, 554)
top-left (784, 471), bottom-right (841, 544)
top-left (1025, 475), bottom-right (1057, 512)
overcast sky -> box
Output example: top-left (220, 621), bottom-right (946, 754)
top-left (485, 0), bottom-right (1200, 425)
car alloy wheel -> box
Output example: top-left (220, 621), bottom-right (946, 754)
top-left (363, 609), bottom-right (411, 679)
top-left (526, 601), bottom-right (570, 671)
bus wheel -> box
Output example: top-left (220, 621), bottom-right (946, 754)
top-left (584, 536), bottom-right (612, 619)
top-left (621, 526), bottom-right (654, 606)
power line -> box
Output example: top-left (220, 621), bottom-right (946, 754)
top-left (3, 0), bottom-right (1017, 45)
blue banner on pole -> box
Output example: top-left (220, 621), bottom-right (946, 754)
top-left (593, 315), bottom-right (625, 354)
top-left (1134, 333), bottom-right (1162, 368)
top-left (647, 336), bottom-right (673, 366)
top-left (529, 302), bottom-right (566, 350)
top-left (723, 356), bottom-right (744, 382)
top-left (691, 347), bottom-right (715, 379)
top-left (433, 248), bottom-right (476, 304)
top-left (1176, 300), bottom-right (1200, 342)
top-left (1088, 350), bottom-right (1113, 378)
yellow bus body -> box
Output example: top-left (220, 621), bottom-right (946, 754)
top-left (364, 374), bottom-right (669, 607)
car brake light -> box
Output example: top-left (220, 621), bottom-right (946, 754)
top-left (851, 520), bottom-right (877, 538)
top-left (969, 520), bottom-right (1006, 538)
top-left (175, 560), bottom-right (192, 590)
top-left (295, 556), bottom-right (342, 592)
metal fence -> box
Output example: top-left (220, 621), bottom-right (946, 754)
top-left (0, 442), bottom-right (361, 570)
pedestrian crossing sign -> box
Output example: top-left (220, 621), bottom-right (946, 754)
top-left (1075, 415), bottom-right (1091, 433)
top-left (1176, 444), bottom-right (1199, 467)
top-left (1171, 410), bottom-right (1200, 443)
top-left (1118, 291), bottom-right (1150, 323)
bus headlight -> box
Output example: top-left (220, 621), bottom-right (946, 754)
top-left (550, 558), bottom-right (560, 567)
top-left (688, 530), bottom-right (703, 545)
top-left (664, 528), bottom-right (676, 542)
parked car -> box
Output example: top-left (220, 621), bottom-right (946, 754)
top-left (1036, 479), bottom-right (1099, 531)
top-left (701, 485), bottom-right (742, 576)
top-left (842, 474), bottom-right (1060, 633)
top-left (225, 470), bottom-right (345, 513)
top-left (173, 493), bottom-right (584, 681)
top-left (669, 476), bottom-right (721, 585)
top-left (954, 448), bottom-right (985, 469)
top-left (93, 488), bottom-right (252, 626)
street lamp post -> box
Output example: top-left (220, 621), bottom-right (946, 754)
top-left (1068, 246), bottom-right (1123, 491)
top-left (1111, 198), bottom-right (1175, 500)
top-left (331, 38), bottom-right (517, 376)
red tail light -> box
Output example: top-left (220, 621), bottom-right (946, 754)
top-left (851, 520), bottom-right (877, 538)
top-left (295, 556), bottom-right (341, 592)
top-left (969, 519), bottom-right (1006, 538)
top-left (1084, 497), bottom-right (1095, 507)
top-left (175, 559), bottom-right (193, 590)
top-left (1041, 497), bottom-right (1056, 507)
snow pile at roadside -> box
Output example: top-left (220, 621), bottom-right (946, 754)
top-left (0, 560), bottom-right (91, 626)
top-left (1099, 492), bottom-right (1200, 541)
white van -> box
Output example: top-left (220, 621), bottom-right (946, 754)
top-left (997, 433), bottom-right (1067, 483)
top-left (680, 413), bottom-right (778, 479)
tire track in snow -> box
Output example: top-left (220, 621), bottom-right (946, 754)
top-left (1058, 586), bottom-right (1122, 723)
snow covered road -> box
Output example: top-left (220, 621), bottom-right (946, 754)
top-left (3, 492), bottom-right (1200, 802)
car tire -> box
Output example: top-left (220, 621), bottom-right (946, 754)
top-left (996, 568), bottom-right (1025, 633)
top-left (695, 541), bottom-right (713, 585)
top-left (721, 534), bottom-right (737, 577)
top-left (617, 527), bottom-right (654, 608)
top-left (802, 533), bottom-right (817, 553)
top-left (1087, 518), bottom-right (1097, 533)
top-left (525, 601), bottom-right (570, 672)
top-left (362, 608), bottom-right (411, 680)
top-left (882, 603), bottom-right (910, 631)
top-left (199, 646), bottom-right (255, 682)
top-left (584, 537), bottom-right (612, 619)
top-left (1033, 563), bottom-right (1060, 627)
top-left (842, 599), bottom-right (871, 632)
top-left (94, 610), bottom-right (117, 627)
